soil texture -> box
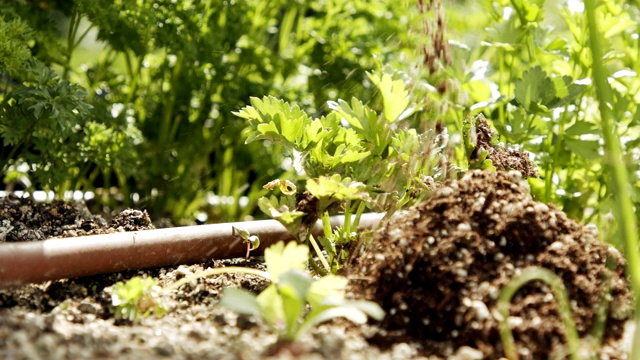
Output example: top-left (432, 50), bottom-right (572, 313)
top-left (350, 170), bottom-right (632, 359)
top-left (0, 195), bottom-right (154, 242)
top-left (0, 196), bottom-right (415, 359)
top-left (0, 170), bottom-right (634, 359)
top-left (471, 115), bottom-right (538, 178)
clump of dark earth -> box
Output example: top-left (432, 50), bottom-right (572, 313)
top-left (0, 194), bottom-right (153, 242)
top-left (471, 115), bottom-right (538, 178)
top-left (349, 170), bottom-right (632, 359)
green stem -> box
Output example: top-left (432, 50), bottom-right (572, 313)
top-left (497, 267), bottom-right (580, 360)
top-left (584, 2), bottom-right (640, 359)
top-left (123, 52), bottom-right (143, 106)
top-left (63, 8), bottom-right (93, 80)
top-left (343, 199), bottom-right (352, 237)
top-left (352, 201), bottom-right (366, 231)
top-left (545, 106), bottom-right (570, 202)
top-left (163, 266), bottom-right (271, 293)
top-left (321, 211), bottom-right (332, 238)
top-left (590, 256), bottom-right (615, 349)
top-left (309, 234), bottom-right (330, 273)
top-left (159, 52), bottom-right (183, 145)
top-left (63, 9), bottom-right (80, 80)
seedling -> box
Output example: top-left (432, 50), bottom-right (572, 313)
top-left (107, 276), bottom-right (167, 321)
top-left (219, 241), bottom-right (384, 342)
top-left (232, 226), bottom-right (260, 263)
top-left (106, 241), bottom-right (383, 343)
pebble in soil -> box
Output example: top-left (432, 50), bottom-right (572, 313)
top-left (349, 170), bottom-right (632, 359)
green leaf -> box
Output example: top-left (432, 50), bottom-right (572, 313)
top-left (278, 270), bottom-right (313, 300)
top-left (327, 98), bottom-right (385, 152)
top-left (306, 174), bottom-right (370, 202)
top-left (515, 67), bottom-right (586, 114)
top-left (219, 287), bottom-right (262, 316)
top-left (306, 274), bottom-right (347, 308)
top-left (264, 241), bottom-right (309, 280)
top-left (108, 276), bottom-right (166, 321)
top-left (367, 72), bottom-right (411, 123)
top-left (564, 121), bottom-right (598, 137)
top-left (345, 300), bottom-right (385, 321)
top-left (564, 138), bottom-right (600, 159)
top-left (234, 96), bottom-right (313, 150)
top-left (257, 195), bottom-right (306, 239)
top-left (514, 66), bottom-right (553, 114)
top-left (277, 269), bottom-right (313, 339)
top-left (295, 302), bottom-right (383, 338)
top-left (257, 196), bottom-right (305, 224)
top-left (256, 285), bottom-right (284, 329)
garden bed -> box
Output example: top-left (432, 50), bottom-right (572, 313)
top-left (0, 170), bottom-right (634, 359)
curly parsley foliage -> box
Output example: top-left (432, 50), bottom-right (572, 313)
top-left (0, 7), bottom-right (141, 192)
top-left (2, 0), bottom-right (425, 222)
top-left (0, 16), bottom-right (32, 75)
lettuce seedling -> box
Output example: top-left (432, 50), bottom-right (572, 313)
top-left (219, 241), bottom-right (384, 342)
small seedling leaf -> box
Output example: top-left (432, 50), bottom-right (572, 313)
top-left (264, 241), bottom-right (309, 279)
top-left (306, 275), bottom-right (347, 308)
top-left (296, 307), bottom-right (368, 338)
top-left (219, 287), bottom-right (262, 316)
top-left (256, 285), bottom-right (285, 328)
top-left (277, 269), bottom-right (313, 338)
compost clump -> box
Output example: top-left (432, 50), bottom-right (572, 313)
top-left (350, 170), bottom-right (631, 359)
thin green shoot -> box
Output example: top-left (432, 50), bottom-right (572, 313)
top-left (497, 267), bottom-right (579, 360)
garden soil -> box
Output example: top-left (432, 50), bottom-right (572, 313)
top-left (0, 170), bottom-right (634, 359)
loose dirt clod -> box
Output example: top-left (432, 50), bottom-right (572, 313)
top-left (350, 170), bottom-right (631, 359)
top-left (472, 115), bottom-right (538, 178)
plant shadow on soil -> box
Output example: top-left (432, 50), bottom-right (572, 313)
top-left (0, 148), bottom-right (634, 359)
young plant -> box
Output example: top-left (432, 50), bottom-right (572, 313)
top-left (107, 276), bottom-right (167, 321)
top-left (219, 241), bottom-right (384, 342)
top-left (232, 225), bottom-right (260, 263)
top-left (235, 71), bottom-right (441, 272)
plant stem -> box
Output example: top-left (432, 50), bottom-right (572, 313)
top-left (584, 1), bottom-right (640, 358)
top-left (497, 267), bottom-right (580, 360)
top-left (309, 234), bottom-right (330, 273)
top-left (343, 199), bottom-right (352, 237)
top-left (163, 266), bottom-right (271, 293)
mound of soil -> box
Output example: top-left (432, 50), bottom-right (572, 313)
top-left (350, 170), bottom-right (632, 359)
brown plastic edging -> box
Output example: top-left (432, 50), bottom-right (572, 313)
top-left (0, 213), bottom-right (384, 288)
